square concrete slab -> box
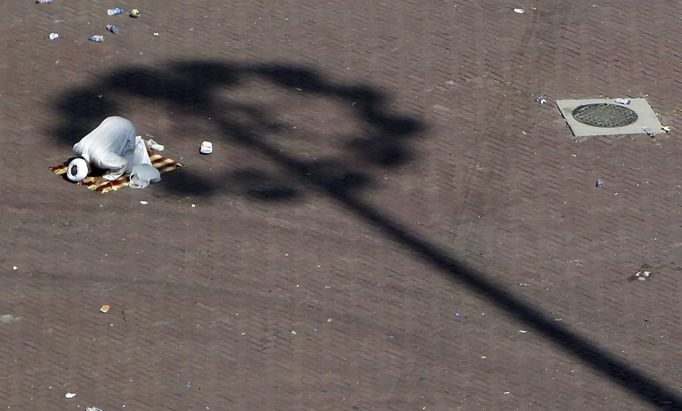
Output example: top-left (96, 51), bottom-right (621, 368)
top-left (556, 98), bottom-right (663, 140)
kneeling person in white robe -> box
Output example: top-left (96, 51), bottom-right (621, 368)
top-left (66, 116), bottom-right (160, 188)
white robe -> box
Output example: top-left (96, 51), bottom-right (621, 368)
top-left (73, 116), bottom-right (152, 181)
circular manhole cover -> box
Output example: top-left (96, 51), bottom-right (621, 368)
top-left (572, 103), bottom-right (638, 128)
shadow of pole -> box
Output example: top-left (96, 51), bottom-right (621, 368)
top-left (50, 60), bottom-right (682, 409)
top-left (217, 120), bottom-right (682, 410)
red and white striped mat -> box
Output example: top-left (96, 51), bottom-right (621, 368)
top-left (50, 152), bottom-right (183, 193)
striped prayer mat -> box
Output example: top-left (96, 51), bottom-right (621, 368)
top-left (50, 151), bottom-right (183, 193)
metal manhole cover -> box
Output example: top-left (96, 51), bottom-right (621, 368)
top-left (572, 103), bottom-right (638, 128)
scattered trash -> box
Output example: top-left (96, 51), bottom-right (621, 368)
top-left (200, 141), bottom-right (213, 154)
top-left (145, 138), bottom-right (164, 151)
top-left (191, 204), bottom-right (196, 208)
top-left (107, 7), bottom-right (125, 16)
top-left (65, 392), bottom-right (77, 399)
top-left (633, 270), bottom-right (651, 281)
top-left (185, 382), bottom-right (192, 389)
top-left (513, 8), bottom-right (525, 13)
top-left (88, 35), bottom-right (104, 43)
top-left (453, 312), bottom-right (461, 318)
top-left (106, 24), bottom-right (119, 34)
top-left (662, 126), bottom-right (671, 133)
top-left (36, 0), bottom-right (53, 3)
top-left (519, 330), bottom-right (528, 333)
top-left (327, 318), bottom-right (332, 323)
top-left (99, 304), bottom-right (111, 313)
top-left (86, 407), bottom-right (103, 411)
top-left (643, 127), bottom-right (655, 137)
top-left (312, 327), bottom-right (319, 333)
top-left (12, 265), bottom-right (18, 271)
top-left (614, 97), bottom-right (631, 105)
top-left (153, 32), bottom-right (159, 37)
top-left (535, 95), bottom-right (548, 104)
top-left (503, 391), bottom-right (510, 395)
top-left (130, 8), bottom-right (141, 18)
top-left (140, 200), bottom-right (148, 205)
top-left (480, 355), bottom-right (487, 359)
top-left (49, 33), bottom-right (59, 40)
top-left (0, 314), bottom-right (21, 324)
top-left (596, 179), bottom-right (604, 188)
top-left (291, 330), bottom-right (297, 335)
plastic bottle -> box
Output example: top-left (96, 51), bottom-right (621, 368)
top-left (88, 35), bottom-right (104, 43)
top-left (106, 25), bottom-right (119, 34)
top-left (107, 7), bottom-right (124, 16)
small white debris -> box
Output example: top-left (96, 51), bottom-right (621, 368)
top-left (662, 126), bottom-right (671, 132)
top-left (480, 355), bottom-right (487, 359)
top-left (49, 33), bottom-right (59, 40)
top-left (140, 201), bottom-right (148, 205)
top-left (503, 391), bottom-right (510, 395)
top-left (513, 8), bottom-right (525, 13)
top-left (0, 314), bottom-right (21, 324)
top-left (200, 141), bottom-right (213, 154)
top-left (86, 407), bottom-right (103, 411)
top-left (191, 204), bottom-right (196, 208)
top-left (291, 330), bottom-right (297, 335)
top-left (519, 330), bottom-right (528, 333)
top-left (12, 265), bottom-right (18, 271)
top-left (327, 318), bottom-right (333, 322)
top-left (535, 95), bottom-right (548, 104)
top-left (153, 32), bottom-right (159, 36)
top-left (635, 270), bottom-right (652, 281)
top-left (614, 98), bottom-right (631, 105)
top-left (65, 392), bottom-right (77, 399)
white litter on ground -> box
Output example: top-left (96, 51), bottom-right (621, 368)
top-left (0, 314), bottom-right (21, 324)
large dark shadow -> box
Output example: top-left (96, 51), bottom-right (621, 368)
top-left (49, 60), bottom-right (682, 409)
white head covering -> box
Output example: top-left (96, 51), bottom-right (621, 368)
top-left (66, 158), bottom-right (89, 182)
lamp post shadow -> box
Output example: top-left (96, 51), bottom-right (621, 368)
top-left (49, 60), bottom-right (682, 410)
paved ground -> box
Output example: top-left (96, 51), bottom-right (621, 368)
top-left (1, 0), bottom-right (681, 410)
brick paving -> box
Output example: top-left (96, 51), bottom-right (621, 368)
top-left (1, 0), bottom-right (681, 410)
